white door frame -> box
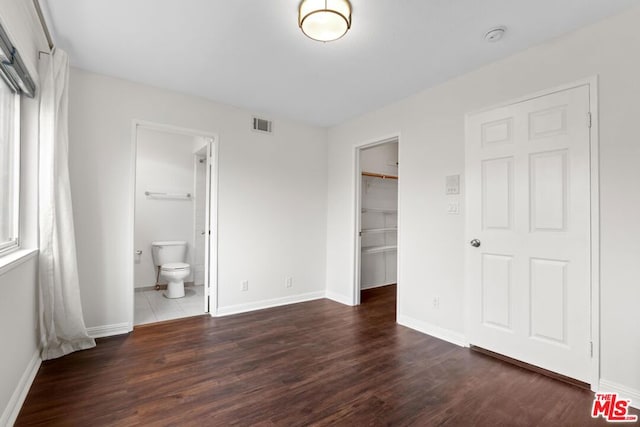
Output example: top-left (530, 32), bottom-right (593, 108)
top-left (129, 120), bottom-right (220, 326)
top-left (463, 76), bottom-right (600, 389)
top-left (352, 134), bottom-right (401, 307)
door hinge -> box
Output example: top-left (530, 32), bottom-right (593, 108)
top-left (590, 341), bottom-right (593, 357)
top-left (587, 112), bottom-right (592, 129)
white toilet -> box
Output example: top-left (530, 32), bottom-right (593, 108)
top-left (151, 241), bottom-right (191, 299)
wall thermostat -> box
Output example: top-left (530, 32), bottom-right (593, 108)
top-left (446, 175), bottom-right (460, 195)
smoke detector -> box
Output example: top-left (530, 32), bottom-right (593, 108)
top-left (484, 26), bottom-right (506, 42)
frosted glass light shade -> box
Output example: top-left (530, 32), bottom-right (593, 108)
top-left (299, 0), bottom-right (352, 42)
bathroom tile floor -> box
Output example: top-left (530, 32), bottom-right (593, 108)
top-left (134, 285), bottom-right (205, 325)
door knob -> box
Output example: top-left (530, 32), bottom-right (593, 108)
top-left (470, 239), bottom-right (481, 248)
top-left (135, 250), bottom-right (142, 255)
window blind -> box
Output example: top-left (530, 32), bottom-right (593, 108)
top-left (0, 23), bottom-right (35, 97)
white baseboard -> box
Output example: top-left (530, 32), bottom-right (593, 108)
top-left (599, 379), bottom-right (640, 409)
top-left (325, 290), bottom-right (354, 306)
top-left (87, 322), bottom-right (131, 339)
top-left (216, 291), bottom-right (325, 317)
top-left (397, 314), bottom-right (467, 347)
top-left (0, 350), bottom-right (41, 427)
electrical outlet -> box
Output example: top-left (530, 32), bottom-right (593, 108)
top-left (432, 297), bottom-right (440, 309)
top-left (286, 277), bottom-right (293, 288)
top-left (241, 280), bottom-right (249, 292)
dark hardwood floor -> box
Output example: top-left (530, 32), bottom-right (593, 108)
top-left (16, 285), bottom-right (638, 426)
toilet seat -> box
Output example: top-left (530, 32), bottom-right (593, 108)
top-left (161, 262), bottom-right (189, 271)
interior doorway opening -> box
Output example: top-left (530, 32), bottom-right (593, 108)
top-left (354, 137), bottom-right (399, 306)
top-left (131, 122), bottom-right (218, 326)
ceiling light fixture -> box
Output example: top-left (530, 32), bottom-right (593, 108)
top-left (299, 0), bottom-right (352, 42)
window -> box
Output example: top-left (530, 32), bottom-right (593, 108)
top-left (0, 23), bottom-right (35, 256)
top-left (0, 69), bottom-right (19, 254)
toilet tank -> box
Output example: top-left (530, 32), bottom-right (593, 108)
top-left (151, 241), bottom-right (187, 267)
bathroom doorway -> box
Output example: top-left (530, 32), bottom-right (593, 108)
top-left (131, 121), bottom-right (218, 326)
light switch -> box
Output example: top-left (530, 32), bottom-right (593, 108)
top-left (447, 202), bottom-right (460, 215)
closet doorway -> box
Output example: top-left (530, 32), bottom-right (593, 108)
top-left (354, 137), bottom-right (399, 306)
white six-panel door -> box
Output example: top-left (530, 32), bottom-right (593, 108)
top-left (466, 85), bottom-right (592, 383)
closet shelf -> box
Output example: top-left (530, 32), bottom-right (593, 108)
top-left (362, 245), bottom-right (398, 255)
top-left (362, 171), bottom-right (398, 180)
top-left (362, 207), bottom-right (397, 214)
top-left (361, 227), bottom-right (397, 234)
top-left (145, 191), bottom-right (192, 200)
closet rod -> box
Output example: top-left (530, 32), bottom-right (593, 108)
top-left (362, 171), bottom-right (398, 180)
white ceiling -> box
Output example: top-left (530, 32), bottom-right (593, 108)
top-left (40, 0), bottom-right (637, 127)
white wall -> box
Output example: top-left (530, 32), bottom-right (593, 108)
top-left (326, 7), bottom-right (640, 396)
top-left (134, 128), bottom-right (198, 288)
top-left (0, 257), bottom-right (39, 425)
top-left (0, 0), bottom-right (48, 424)
top-left (67, 69), bottom-right (328, 328)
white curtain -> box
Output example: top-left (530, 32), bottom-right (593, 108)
top-left (38, 48), bottom-right (95, 360)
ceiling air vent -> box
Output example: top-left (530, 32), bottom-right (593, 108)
top-left (252, 117), bottom-right (273, 134)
